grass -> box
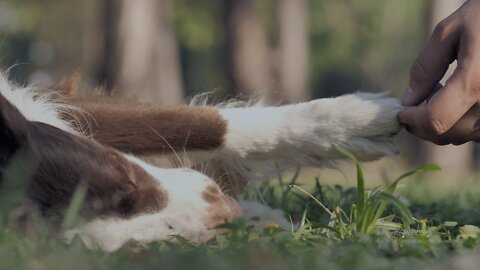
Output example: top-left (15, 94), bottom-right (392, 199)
top-left (2, 148), bottom-right (480, 269)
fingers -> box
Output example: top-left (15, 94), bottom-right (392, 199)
top-left (441, 104), bottom-right (480, 145)
top-left (400, 105), bottom-right (479, 145)
top-left (402, 19), bottom-right (460, 106)
top-left (425, 69), bottom-right (477, 134)
top-left (400, 90), bottom-right (478, 146)
top-left (399, 105), bottom-right (449, 145)
top-left (399, 68), bottom-right (477, 144)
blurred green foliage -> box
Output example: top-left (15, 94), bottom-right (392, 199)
top-left (309, 0), bottom-right (427, 96)
top-left (0, 0), bottom-right (427, 98)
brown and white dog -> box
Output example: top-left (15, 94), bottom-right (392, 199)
top-left (0, 73), bottom-right (402, 251)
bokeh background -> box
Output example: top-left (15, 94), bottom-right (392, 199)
top-left (0, 0), bottom-right (477, 184)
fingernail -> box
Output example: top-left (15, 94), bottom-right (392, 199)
top-left (402, 87), bottom-right (415, 106)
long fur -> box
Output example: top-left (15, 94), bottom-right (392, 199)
top-left (0, 73), bottom-right (81, 135)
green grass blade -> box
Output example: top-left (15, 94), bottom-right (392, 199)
top-left (371, 164), bottom-right (440, 231)
top-left (363, 198), bottom-right (384, 233)
top-left (376, 192), bottom-right (413, 225)
top-left (62, 181), bottom-right (88, 230)
top-left (334, 146), bottom-right (366, 231)
top-left (386, 164), bottom-right (441, 194)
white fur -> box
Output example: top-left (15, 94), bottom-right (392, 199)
top-left (0, 73), bottom-right (78, 134)
top-left (219, 93), bottom-right (402, 165)
top-left (64, 155), bottom-right (221, 252)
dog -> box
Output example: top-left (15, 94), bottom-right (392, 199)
top-left (0, 72), bottom-right (402, 251)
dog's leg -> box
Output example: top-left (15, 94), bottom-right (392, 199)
top-left (69, 93), bottom-right (401, 165)
top-left (218, 93), bottom-right (402, 166)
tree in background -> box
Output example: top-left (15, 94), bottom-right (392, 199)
top-left (225, 0), bottom-right (275, 102)
top-left (276, 0), bottom-right (310, 103)
top-left (101, 0), bottom-right (184, 105)
top-left (225, 0), bottom-right (310, 104)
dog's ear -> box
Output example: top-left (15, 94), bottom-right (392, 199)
top-left (0, 93), bottom-right (29, 153)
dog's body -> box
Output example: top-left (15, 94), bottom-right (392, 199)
top-left (0, 73), bottom-right (402, 251)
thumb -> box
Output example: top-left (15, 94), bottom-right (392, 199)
top-left (401, 68), bottom-right (476, 139)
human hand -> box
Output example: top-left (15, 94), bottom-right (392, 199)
top-left (399, 0), bottom-right (480, 145)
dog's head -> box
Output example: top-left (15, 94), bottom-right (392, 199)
top-left (0, 83), bottom-right (240, 251)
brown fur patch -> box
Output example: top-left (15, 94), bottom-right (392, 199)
top-left (64, 97), bottom-right (227, 155)
top-left (203, 195), bottom-right (241, 229)
top-left (201, 185), bottom-right (241, 229)
top-left (27, 122), bottom-right (169, 221)
top-left (52, 73), bottom-right (82, 97)
top-left (202, 185), bottom-right (222, 204)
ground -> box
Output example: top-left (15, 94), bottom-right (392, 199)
top-left (2, 151), bottom-right (480, 270)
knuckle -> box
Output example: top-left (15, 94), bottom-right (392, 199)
top-left (432, 19), bottom-right (452, 41)
top-left (423, 114), bottom-right (448, 135)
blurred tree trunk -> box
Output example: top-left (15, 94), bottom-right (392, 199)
top-left (419, 0), bottom-right (473, 176)
top-left (83, 0), bottom-right (103, 77)
top-left (99, 0), bottom-right (121, 89)
top-left (225, 0), bottom-right (276, 103)
top-left (100, 0), bottom-right (184, 105)
top-left (276, 0), bottom-right (310, 103)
